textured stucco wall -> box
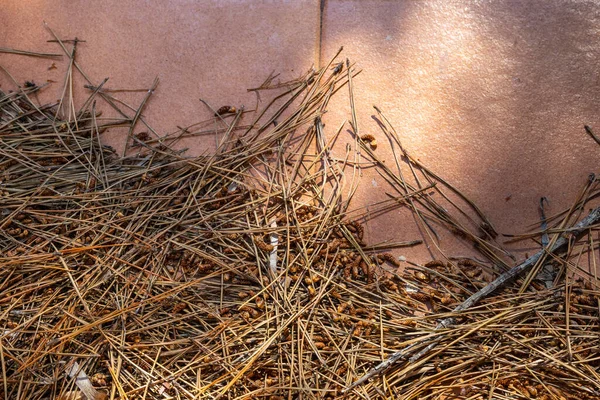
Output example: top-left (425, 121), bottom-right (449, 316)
top-left (320, 0), bottom-right (600, 261)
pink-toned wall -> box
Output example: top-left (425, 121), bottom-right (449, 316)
top-left (2, 0), bottom-right (600, 263)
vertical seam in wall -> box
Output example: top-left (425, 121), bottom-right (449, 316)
top-left (316, 0), bottom-right (326, 69)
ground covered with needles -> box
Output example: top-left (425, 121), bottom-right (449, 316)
top-left (1, 39), bottom-right (600, 400)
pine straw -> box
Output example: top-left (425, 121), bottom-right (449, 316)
top-left (1, 39), bottom-right (600, 400)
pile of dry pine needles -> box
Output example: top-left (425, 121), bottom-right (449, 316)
top-left (1, 34), bottom-right (600, 400)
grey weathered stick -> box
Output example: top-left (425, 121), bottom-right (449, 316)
top-left (345, 206), bottom-right (600, 392)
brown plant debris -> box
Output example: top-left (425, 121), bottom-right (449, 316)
top-left (1, 37), bottom-right (599, 400)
